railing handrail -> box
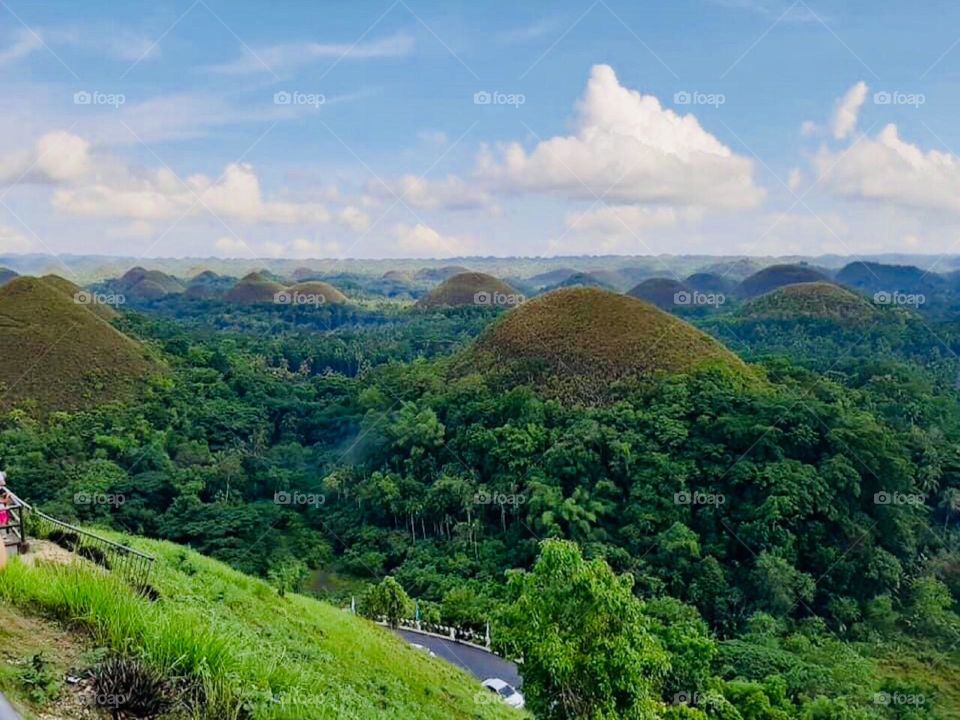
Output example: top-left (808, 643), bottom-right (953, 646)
top-left (6, 489), bottom-right (155, 561)
top-left (32, 510), bottom-right (156, 561)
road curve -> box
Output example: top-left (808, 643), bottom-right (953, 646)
top-left (394, 629), bottom-right (522, 687)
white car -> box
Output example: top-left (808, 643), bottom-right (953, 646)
top-left (481, 678), bottom-right (525, 709)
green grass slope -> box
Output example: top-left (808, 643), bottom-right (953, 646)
top-left (0, 277), bottom-right (158, 412)
top-left (472, 287), bottom-right (750, 391)
top-left (0, 534), bottom-right (521, 720)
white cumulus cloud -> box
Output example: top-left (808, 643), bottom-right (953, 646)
top-left (816, 123), bottom-right (960, 214)
top-left (832, 81), bottom-right (868, 140)
top-left (477, 64), bottom-right (764, 209)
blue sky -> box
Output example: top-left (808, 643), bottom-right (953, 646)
top-left (2, 0), bottom-right (960, 259)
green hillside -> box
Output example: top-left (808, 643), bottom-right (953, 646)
top-left (0, 533), bottom-right (521, 720)
top-left (740, 281), bottom-right (879, 323)
top-left (736, 263), bottom-right (830, 298)
top-left (417, 272), bottom-right (519, 308)
top-left (627, 277), bottom-right (690, 309)
top-left (472, 287), bottom-right (750, 393)
top-left (225, 273), bottom-right (287, 305)
top-left (0, 277), bottom-right (159, 412)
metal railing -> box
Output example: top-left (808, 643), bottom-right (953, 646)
top-left (8, 491), bottom-right (155, 590)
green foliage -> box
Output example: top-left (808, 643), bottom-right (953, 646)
top-left (17, 653), bottom-right (60, 704)
top-left (360, 576), bottom-right (414, 627)
top-left (496, 539), bottom-right (670, 719)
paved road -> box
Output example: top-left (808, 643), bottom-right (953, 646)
top-left (394, 629), bottom-right (522, 688)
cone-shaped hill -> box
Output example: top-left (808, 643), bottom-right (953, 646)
top-left (740, 282), bottom-right (879, 323)
top-left (224, 272), bottom-right (287, 305)
top-left (736, 263), bottom-right (830, 298)
top-left (40, 274), bottom-right (119, 322)
top-left (528, 267), bottom-right (578, 288)
top-left (471, 288), bottom-right (750, 394)
top-left (414, 265), bottom-right (472, 283)
top-left (543, 271), bottom-right (614, 292)
top-left (627, 277), bottom-right (690, 310)
top-left (185, 271), bottom-right (234, 300)
top-left (116, 266), bottom-right (185, 299)
top-left (836, 260), bottom-right (945, 296)
top-left (417, 272), bottom-right (520, 308)
top-left (0, 277), bottom-right (158, 411)
top-left (286, 281), bottom-right (349, 304)
top-left (685, 272), bottom-right (737, 295)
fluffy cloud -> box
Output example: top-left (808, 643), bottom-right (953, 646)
top-left (214, 236), bottom-right (253, 256)
top-left (0, 131), bottom-right (92, 185)
top-left (815, 124), bottom-right (960, 214)
top-left (565, 205), bottom-right (679, 235)
top-left (477, 64), bottom-right (764, 208)
top-left (0, 225), bottom-right (31, 253)
top-left (372, 174), bottom-right (494, 211)
top-left (393, 223), bottom-right (475, 257)
top-left (33, 138), bottom-right (341, 226)
top-left (832, 81), bottom-right (868, 140)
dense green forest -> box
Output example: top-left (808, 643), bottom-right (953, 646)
top-left (3, 279), bottom-right (960, 719)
